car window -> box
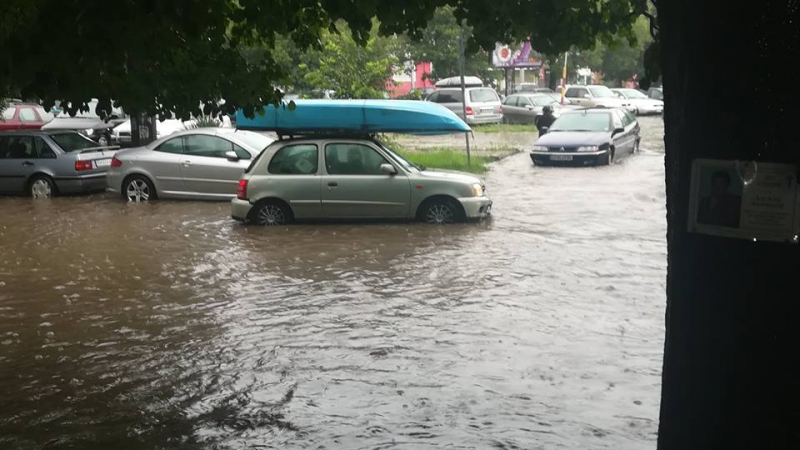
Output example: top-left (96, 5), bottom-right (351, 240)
top-left (550, 113), bottom-right (612, 132)
top-left (622, 89), bottom-right (648, 99)
top-left (469, 88), bottom-right (499, 103)
top-left (518, 96), bottom-right (532, 107)
top-left (612, 111), bottom-right (624, 129)
top-left (232, 143), bottom-right (251, 160)
top-left (434, 90), bottom-right (463, 103)
top-left (426, 91), bottom-right (439, 102)
top-left (531, 96), bottom-right (555, 107)
top-left (155, 137), bottom-right (184, 154)
top-left (0, 136), bottom-right (53, 159)
top-left (502, 96), bottom-right (516, 106)
top-left (649, 89), bottom-right (664, 100)
top-left (625, 110), bottom-right (636, 126)
top-left (184, 135), bottom-right (234, 158)
top-left (2, 108), bottom-right (15, 120)
top-left (588, 86), bottom-right (616, 98)
top-left (325, 143), bottom-right (389, 175)
top-left (49, 132), bottom-right (99, 152)
top-left (565, 88), bottom-right (583, 98)
top-left (19, 108), bottom-right (39, 122)
top-left (268, 144), bottom-right (318, 175)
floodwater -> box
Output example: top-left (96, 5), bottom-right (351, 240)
top-left (0, 117), bottom-right (666, 449)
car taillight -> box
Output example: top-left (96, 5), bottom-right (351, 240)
top-left (466, 106), bottom-right (474, 115)
top-left (74, 160), bottom-right (93, 171)
top-left (110, 157), bottom-right (123, 168)
top-left (237, 179), bottom-right (248, 200)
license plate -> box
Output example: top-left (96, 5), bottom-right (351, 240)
top-left (480, 108), bottom-right (493, 115)
top-left (550, 155), bottom-right (573, 161)
top-left (94, 159), bottom-right (111, 167)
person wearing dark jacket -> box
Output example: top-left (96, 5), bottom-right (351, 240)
top-left (536, 105), bottom-right (556, 135)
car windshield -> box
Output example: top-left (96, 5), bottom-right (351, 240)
top-left (588, 86), bottom-right (617, 98)
top-left (469, 89), bottom-right (498, 103)
top-left (549, 113), bottom-right (611, 132)
top-left (50, 132), bottom-right (101, 152)
top-left (531, 96), bottom-right (556, 107)
top-left (377, 142), bottom-right (423, 171)
top-left (621, 89), bottom-right (648, 99)
top-left (234, 131), bottom-right (273, 152)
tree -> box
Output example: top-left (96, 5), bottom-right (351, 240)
top-left (0, 0), bottom-right (642, 118)
top-left (405, 6), bottom-right (493, 82)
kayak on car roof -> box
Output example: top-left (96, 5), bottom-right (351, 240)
top-left (234, 99), bottom-right (471, 135)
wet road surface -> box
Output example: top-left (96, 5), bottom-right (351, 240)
top-left (0, 117), bottom-right (666, 449)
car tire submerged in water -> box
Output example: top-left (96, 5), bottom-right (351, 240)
top-left (250, 200), bottom-right (292, 226)
top-left (418, 197), bottom-right (465, 224)
top-left (28, 175), bottom-right (56, 199)
top-left (602, 148), bottom-right (615, 166)
top-left (123, 175), bottom-right (156, 202)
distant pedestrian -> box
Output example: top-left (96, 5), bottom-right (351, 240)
top-left (537, 105), bottom-right (556, 135)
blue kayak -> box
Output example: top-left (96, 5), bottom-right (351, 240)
top-left (235, 100), bottom-right (470, 135)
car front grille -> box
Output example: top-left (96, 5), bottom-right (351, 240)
top-left (549, 146), bottom-right (577, 152)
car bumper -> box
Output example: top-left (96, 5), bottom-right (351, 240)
top-left (466, 114), bottom-right (503, 125)
top-left (54, 173), bottom-right (108, 193)
top-left (530, 150), bottom-right (608, 166)
top-left (231, 198), bottom-right (254, 222)
top-left (457, 196), bottom-right (493, 219)
top-left (637, 105), bottom-right (663, 115)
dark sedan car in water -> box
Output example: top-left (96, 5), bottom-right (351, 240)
top-left (529, 108), bottom-right (640, 166)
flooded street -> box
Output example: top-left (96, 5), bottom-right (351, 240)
top-left (1, 118), bottom-right (666, 449)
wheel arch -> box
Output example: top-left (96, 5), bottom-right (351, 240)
top-left (247, 196), bottom-right (295, 222)
top-left (415, 194), bottom-right (466, 221)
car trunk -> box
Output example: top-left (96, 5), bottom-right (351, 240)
top-left (73, 147), bottom-right (119, 172)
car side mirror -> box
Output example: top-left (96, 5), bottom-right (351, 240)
top-left (525, 104), bottom-right (534, 110)
top-left (613, 127), bottom-right (625, 135)
top-left (583, 94), bottom-right (591, 99)
top-left (380, 163), bottom-right (397, 175)
top-left (225, 150), bottom-right (239, 161)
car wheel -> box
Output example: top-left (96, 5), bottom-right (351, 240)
top-left (602, 148), bottom-right (615, 166)
top-left (633, 139), bottom-right (640, 153)
top-left (419, 197), bottom-right (464, 224)
top-left (123, 175), bottom-right (156, 202)
top-left (251, 201), bottom-right (292, 226)
top-left (29, 175), bottom-right (56, 199)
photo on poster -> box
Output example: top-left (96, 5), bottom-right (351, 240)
top-left (688, 159), bottom-right (799, 243)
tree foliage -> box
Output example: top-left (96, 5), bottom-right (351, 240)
top-left (0, 0), bottom-right (644, 118)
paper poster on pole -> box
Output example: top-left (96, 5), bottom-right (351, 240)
top-left (688, 159), bottom-right (799, 243)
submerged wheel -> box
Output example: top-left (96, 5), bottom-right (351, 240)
top-left (123, 175), bottom-right (156, 202)
top-left (29, 175), bottom-right (55, 199)
top-left (418, 197), bottom-right (464, 224)
top-left (251, 201), bottom-right (292, 226)
top-left (602, 148), bottom-right (615, 166)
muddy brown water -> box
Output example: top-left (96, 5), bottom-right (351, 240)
top-left (0, 117), bottom-right (666, 449)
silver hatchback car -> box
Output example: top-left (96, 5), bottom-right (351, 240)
top-left (231, 137), bottom-right (492, 225)
top-left (106, 128), bottom-right (274, 201)
top-left (0, 130), bottom-right (117, 198)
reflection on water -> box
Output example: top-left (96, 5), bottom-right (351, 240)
top-left (0, 118), bottom-right (666, 449)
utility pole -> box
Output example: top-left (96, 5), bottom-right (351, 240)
top-left (561, 52), bottom-right (569, 105)
top-left (457, 31), bottom-right (471, 167)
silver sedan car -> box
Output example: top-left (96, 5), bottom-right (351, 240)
top-left (231, 137), bottom-right (492, 225)
top-left (0, 130), bottom-right (117, 198)
top-left (106, 129), bottom-right (273, 201)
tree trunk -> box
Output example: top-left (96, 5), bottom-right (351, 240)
top-left (131, 114), bottom-right (157, 147)
top-left (658, 1), bottom-right (800, 449)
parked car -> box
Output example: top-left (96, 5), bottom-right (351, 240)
top-left (646, 87), bottom-right (664, 100)
top-left (0, 103), bottom-right (53, 131)
top-left (611, 88), bottom-right (664, 115)
top-left (513, 84), bottom-right (554, 94)
top-left (106, 129), bottom-right (274, 201)
top-left (231, 137), bottom-right (491, 225)
top-left (502, 93), bottom-right (562, 124)
top-left (563, 85), bottom-right (630, 109)
top-left (111, 118), bottom-right (196, 147)
top-left (425, 87), bottom-right (503, 125)
top-left (543, 92), bottom-right (581, 109)
top-left (529, 108), bottom-right (640, 166)
top-left (41, 99), bottom-right (127, 146)
top-left (0, 130), bottom-right (118, 198)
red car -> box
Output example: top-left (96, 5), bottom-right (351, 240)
top-left (0, 103), bottom-right (53, 131)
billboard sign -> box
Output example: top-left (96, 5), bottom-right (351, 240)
top-left (492, 40), bottom-right (543, 69)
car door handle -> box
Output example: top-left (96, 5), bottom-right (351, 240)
top-left (21, 161), bottom-right (34, 166)
top-left (181, 160), bottom-right (192, 167)
top-left (327, 181), bottom-right (338, 189)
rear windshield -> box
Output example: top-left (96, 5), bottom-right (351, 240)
top-left (531, 96), bottom-right (557, 107)
top-left (469, 89), bottom-right (499, 103)
top-left (588, 86), bottom-right (616, 98)
top-left (50, 132), bottom-right (100, 152)
top-left (549, 113), bottom-right (611, 132)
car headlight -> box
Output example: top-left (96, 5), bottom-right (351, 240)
top-left (471, 183), bottom-right (484, 197)
top-left (577, 145), bottom-right (600, 152)
top-left (532, 145), bottom-right (548, 151)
